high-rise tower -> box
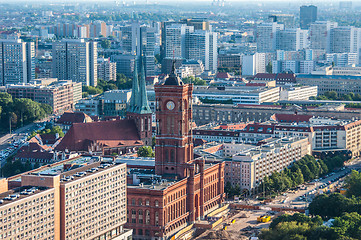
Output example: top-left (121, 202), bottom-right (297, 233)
top-left (127, 56), bottom-right (153, 145)
top-left (154, 63), bottom-right (193, 178)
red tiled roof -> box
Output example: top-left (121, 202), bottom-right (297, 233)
top-left (242, 123), bottom-right (274, 134)
top-left (272, 114), bottom-right (313, 123)
top-left (55, 119), bottom-right (142, 152)
top-left (216, 72), bottom-right (232, 79)
top-left (254, 73), bottom-right (276, 80)
top-left (56, 112), bottom-right (93, 125)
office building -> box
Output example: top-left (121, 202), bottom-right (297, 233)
top-left (256, 22), bottom-right (284, 52)
top-left (193, 85), bottom-right (280, 104)
top-left (242, 53), bottom-right (273, 75)
top-left (297, 74), bottom-right (361, 95)
top-left (0, 156), bottom-right (132, 240)
top-left (110, 54), bottom-right (135, 78)
top-left (192, 103), bottom-right (361, 126)
top-left (309, 21), bottom-right (338, 52)
top-left (6, 79), bottom-right (82, 113)
top-left (121, 23), bottom-right (156, 77)
top-left (218, 54), bottom-right (242, 69)
top-left (180, 18), bottom-right (211, 30)
top-left (0, 39), bottom-right (35, 86)
top-left (97, 58), bottom-right (117, 81)
top-left (268, 14), bottom-right (295, 28)
top-left (164, 24), bottom-right (194, 59)
top-left (300, 5), bottom-right (317, 29)
top-left (185, 30), bottom-right (218, 72)
top-left (326, 52), bottom-right (358, 66)
top-left (276, 28), bottom-right (308, 51)
top-left (52, 39), bottom-right (97, 86)
top-left (280, 86), bottom-right (318, 100)
top-left (330, 26), bottom-right (360, 54)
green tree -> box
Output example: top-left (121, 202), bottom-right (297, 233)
top-left (301, 165), bottom-right (314, 182)
top-left (100, 39), bottom-right (111, 49)
top-left (182, 76), bottom-right (206, 85)
top-left (345, 170), bottom-right (361, 198)
top-left (137, 146), bottom-right (155, 157)
top-left (266, 61), bottom-right (272, 73)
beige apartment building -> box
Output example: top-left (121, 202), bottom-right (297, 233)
top-left (224, 137), bottom-right (311, 190)
top-left (0, 156), bottom-right (132, 240)
top-left (6, 80), bottom-right (82, 113)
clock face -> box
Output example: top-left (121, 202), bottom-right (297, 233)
top-left (166, 101), bottom-right (175, 110)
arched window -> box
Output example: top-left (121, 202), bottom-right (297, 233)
top-left (131, 209), bottom-right (136, 223)
top-left (131, 198), bottom-right (135, 205)
top-left (155, 200), bottom-right (159, 207)
top-left (146, 210), bottom-right (150, 225)
top-left (138, 199), bottom-right (143, 206)
top-left (146, 199), bottom-right (150, 206)
top-left (154, 212), bottom-right (159, 226)
top-left (138, 210), bottom-right (143, 224)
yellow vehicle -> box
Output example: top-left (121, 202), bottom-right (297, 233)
top-left (257, 215), bottom-right (271, 223)
top-left (231, 219), bottom-right (236, 224)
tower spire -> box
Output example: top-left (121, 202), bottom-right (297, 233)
top-left (137, 55), bottom-right (152, 114)
top-left (128, 56), bottom-right (140, 113)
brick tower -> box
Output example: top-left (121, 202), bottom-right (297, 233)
top-left (127, 56), bottom-right (153, 145)
top-left (154, 62), bottom-right (194, 179)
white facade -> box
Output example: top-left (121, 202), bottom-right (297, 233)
top-left (193, 86), bottom-right (280, 104)
top-left (185, 30), bottom-right (218, 72)
top-left (256, 22), bottom-right (284, 52)
top-left (225, 137), bottom-right (311, 189)
top-left (0, 39), bottom-right (34, 86)
top-left (164, 24), bottom-right (194, 59)
top-left (330, 26), bottom-right (360, 54)
top-left (326, 52), bottom-right (358, 66)
top-left (310, 21), bottom-right (338, 52)
top-left (276, 28), bottom-right (309, 51)
top-left (242, 53), bottom-right (268, 76)
top-left (52, 39), bottom-right (98, 86)
top-left (280, 86), bottom-right (318, 101)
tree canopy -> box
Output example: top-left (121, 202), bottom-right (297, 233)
top-left (0, 93), bottom-right (52, 132)
top-left (137, 146), bottom-right (155, 157)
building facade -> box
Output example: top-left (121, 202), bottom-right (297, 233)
top-left (52, 39), bottom-right (97, 86)
top-left (224, 137), bottom-right (311, 190)
top-left (6, 80), bottom-right (81, 113)
top-left (0, 156), bottom-right (132, 240)
top-left (125, 64), bottom-right (225, 240)
top-left (0, 39), bottom-right (35, 86)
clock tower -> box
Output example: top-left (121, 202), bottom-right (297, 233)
top-left (154, 63), bottom-right (193, 179)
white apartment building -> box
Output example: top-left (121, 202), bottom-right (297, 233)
top-left (280, 86), bottom-right (318, 101)
top-left (276, 28), bottom-right (309, 51)
top-left (164, 24), bottom-right (194, 59)
top-left (0, 39), bottom-right (35, 86)
top-left (52, 39), bottom-right (98, 86)
top-left (97, 58), bottom-right (117, 81)
top-left (310, 21), bottom-right (338, 52)
top-left (326, 52), bottom-right (358, 66)
top-left (256, 22), bottom-right (284, 52)
top-left (330, 26), bottom-right (360, 54)
top-left (224, 137), bottom-right (311, 189)
top-left (185, 30), bottom-right (218, 72)
top-left (192, 86), bottom-right (280, 104)
top-left (242, 53), bottom-right (271, 76)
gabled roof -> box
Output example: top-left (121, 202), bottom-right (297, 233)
top-left (56, 112), bottom-right (93, 125)
top-left (271, 114), bottom-right (313, 123)
top-left (216, 72), bottom-right (232, 79)
top-left (55, 119), bottom-right (142, 152)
